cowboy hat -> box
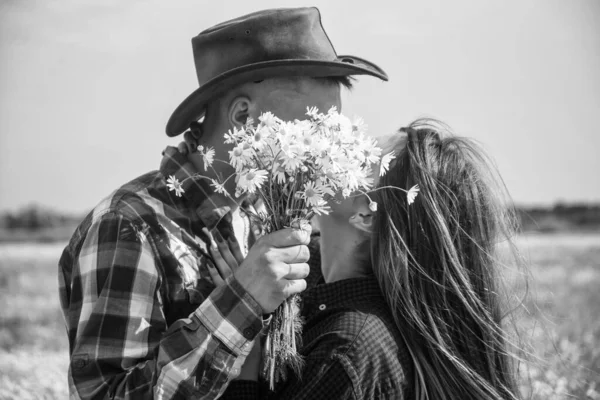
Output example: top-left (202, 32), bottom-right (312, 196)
top-left (166, 7), bottom-right (388, 137)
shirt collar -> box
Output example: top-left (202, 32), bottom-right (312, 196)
top-left (159, 146), bottom-right (236, 231)
top-left (302, 277), bottom-right (384, 315)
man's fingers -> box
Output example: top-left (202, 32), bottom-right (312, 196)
top-left (227, 236), bottom-right (245, 264)
top-left (207, 261), bottom-right (225, 287)
top-left (206, 230), bottom-right (234, 280)
top-left (282, 279), bottom-right (307, 298)
top-left (283, 263), bottom-right (310, 280)
top-left (183, 131), bottom-right (199, 153)
top-left (209, 244), bottom-right (233, 280)
top-left (290, 220), bottom-right (311, 230)
top-left (177, 142), bottom-right (189, 155)
top-left (214, 231), bottom-right (239, 270)
top-left (271, 245), bottom-right (310, 264)
top-left (266, 226), bottom-right (312, 248)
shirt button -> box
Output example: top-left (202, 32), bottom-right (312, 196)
top-left (319, 304), bottom-right (326, 311)
top-left (243, 327), bottom-right (256, 339)
top-left (73, 359), bottom-right (86, 369)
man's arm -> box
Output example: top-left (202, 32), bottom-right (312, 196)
top-left (65, 212), bottom-right (263, 399)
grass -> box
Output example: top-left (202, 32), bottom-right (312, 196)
top-left (0, 234), bottom-right (599, 399)
top-left (514, 234), bottom-right (600, 399)
top-left (0, 243), bottom-right (69, 400)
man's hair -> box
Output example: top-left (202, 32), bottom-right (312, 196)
top-left (322, 75), bottom-right (355, 90)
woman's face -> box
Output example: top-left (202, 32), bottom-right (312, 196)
top-left (330, 132), bottom-right (407, 209)
top-left (317, 132), bottom-right (407, 229)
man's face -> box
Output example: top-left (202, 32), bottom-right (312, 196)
top-left (198, 77), bottom-right (342, 196)
top-left (252, 77), bottom-right (342, 121)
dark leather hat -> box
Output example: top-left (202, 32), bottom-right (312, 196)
top-left (165, 7), bottom-right (388, 137)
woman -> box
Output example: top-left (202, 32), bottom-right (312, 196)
top-left (214, 119), bottom-right (523, 399)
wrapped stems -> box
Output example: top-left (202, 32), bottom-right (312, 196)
top-left (261, 294), bottom-right (304, 390)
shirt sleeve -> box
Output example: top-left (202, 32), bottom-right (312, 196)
top-left (65, 212), bottom-right (264, 399)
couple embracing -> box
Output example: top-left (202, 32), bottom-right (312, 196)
top-left (59, 7), bottom-right (522, 400)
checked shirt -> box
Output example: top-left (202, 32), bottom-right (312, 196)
top-left (58, 146), bottom-right (267, 399)
top-left (222, 276), bottom-right (414, 399)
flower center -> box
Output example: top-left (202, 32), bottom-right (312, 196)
top-left (246, 172), bottom-right (255, 181)
top-left (305, 188), bottom-right (316, 198)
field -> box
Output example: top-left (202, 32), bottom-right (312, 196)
top-left (0, 234), bottom-right (599, 399)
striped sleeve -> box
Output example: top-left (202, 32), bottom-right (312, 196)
top-left (65, 212), bottom-right (263, 399)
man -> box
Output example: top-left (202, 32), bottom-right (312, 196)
top-left (58, 7), bottom-right (387, 399)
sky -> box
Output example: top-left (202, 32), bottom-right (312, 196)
top-left (1, 0), bottom-right (599, 214)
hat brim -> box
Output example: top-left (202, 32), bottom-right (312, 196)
top-left (165, 55), bottom-right (388, 137)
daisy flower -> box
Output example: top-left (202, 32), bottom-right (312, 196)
top-left (281, 152), bottom-right (304, 171)
top-left (237, 169), bottom-right (268, 194)
top-left (244, 117), bottom-right (255, 130)
top-left (357, 168), bottom-right (374, 190)
top-left (301, 181), bottom-right (324, 206)
top-left (380, 151), bottom-right (396, 177)
top-left (362, 138), bottom-right (382, 165)
top-left (306, 106), bottom-right (320, 120)
top-left (324, 109), bottom-right (352, 135)
top-left (407, 184), bottom-right (420, 205)
top-left (251, 125), bottom-right (271, 149)
top-left (311, 200), bottom-right (331, 216)
top-left (272, 162), bottom-right (288, 185)
top-left (166, 175), bottom-right (184, 197)
top-left (351, 116), bottom-right (368, 135)
top-left (259, 111), bottom-right (279, 130)
top-left (224, 126), bottom-right (245, 144)
top-left (229, 143), bottom-right (253, 170)
top-left (197, 145), bottom-right (215, 171)
top-left (314, 181), bottom-right (335, 197)
top-left (210, 179), bottom-right (227, 195)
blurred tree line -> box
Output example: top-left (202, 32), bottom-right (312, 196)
top-left (517, 203), bottom-right (600, 232)
top-left (0, 205), bottom-right (82, 230)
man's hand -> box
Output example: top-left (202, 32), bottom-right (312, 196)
top-left (206, 226), bottom-right (311, 314)
top-left (177, 130), bottom-right (202, 155)
top-left (236, 226), bottom-right (311, 313)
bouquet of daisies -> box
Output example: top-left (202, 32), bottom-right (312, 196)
top-left (169, 106), bottom-right (418, 388)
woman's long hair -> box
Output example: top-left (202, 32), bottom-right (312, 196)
top-left (371, 119), bottom-right (522, 400)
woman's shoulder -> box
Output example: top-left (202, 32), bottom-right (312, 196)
top-left (300, 279), bottom-right (414, 398)
top-left (306, 299), bottom-right (412, 370)
top-left (326, 309), bottom-right (414, 398)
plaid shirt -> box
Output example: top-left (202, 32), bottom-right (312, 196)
top-left (58, 146), bottom-right (268, 400)
top-left (222, 276), bottom-right (414, 399)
